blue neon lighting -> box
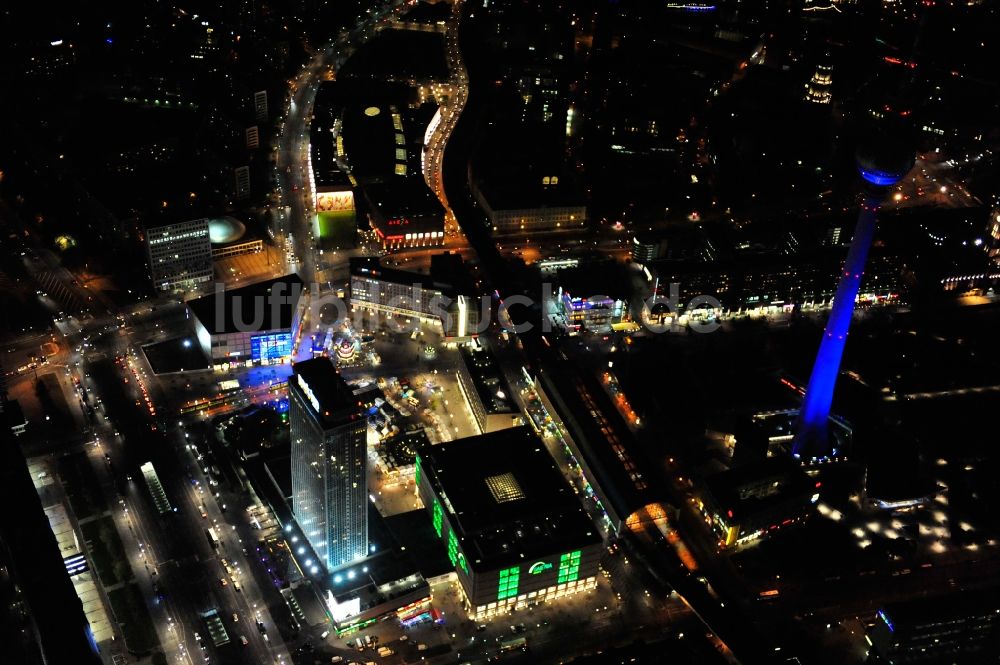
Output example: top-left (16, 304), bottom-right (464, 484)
top-left (858, 166), bottom-right (905, 187)
top-left (86, 624), bottom-right (99, 655)
top-left (795, 199), bottom-right (880, 458)
top-left (251, 333), bottom-right (292, 361)
top-left (878, 609), bottom-right (895, 632)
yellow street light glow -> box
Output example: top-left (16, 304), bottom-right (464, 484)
top-left (364, 106), bottom-right (381, 116)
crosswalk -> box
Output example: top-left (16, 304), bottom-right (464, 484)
top-left (32, 268), bottom-right (89, 313)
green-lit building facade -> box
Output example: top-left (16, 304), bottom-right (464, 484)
top-left (414, 427), bottom-right (603, 618)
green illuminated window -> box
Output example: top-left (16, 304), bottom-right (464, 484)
top-left (447, 528), bottom-right (457, 565)
top-left (447, 529), bottom-right (468, 573)
top-left (557, 550), bottom-right (581, 584)
top-left (497, 566), bottom-right (520, 601)
top-left (432, 498), bottom-right (443, 538)
top-left (414, 455), bottom-right (421, 487)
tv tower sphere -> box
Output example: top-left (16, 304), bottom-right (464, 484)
top-left (855, 120), bottom-right (915, 187)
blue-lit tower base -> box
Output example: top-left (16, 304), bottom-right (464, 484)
top-left (793, 139), bottom-right (913, 461)
top-left (793, 194), bottom-right (880, 460)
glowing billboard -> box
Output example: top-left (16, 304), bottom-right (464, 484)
top-left (316, 190), bottom-right (354, 212)
top-left (250, 332), bottom-right (292, 362)
top-left (326, 590), bottom-right (361, 623)
top-left (314, 189), bottom-right (357, 248)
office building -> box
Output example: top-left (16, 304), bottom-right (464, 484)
top-left (0, 417), bottom-right (102, 665)
top-left (867, 589), bottom-right (1000, 663)
top-left (470, 128), bottom-right (586, 235)
top-left (290, 358), bottom-right (369, 571)
top-left (350, 254), bottom-right (481, 342)
top-left (253, 90), bottom-right (268, 122)
top-left (415, 427), bottom-right (603, 619)
top-left (555, 262), bottom-right (632, 334)
top-left (473, 178), bottom-right (587, 235)
top-left (146, 218), bottom-right (214, 291)
top-left (456, 342), bottom-right (521, 434)
top-left (235, 165), bottom-right (251, 199)
top-left (631, 234), bottom-right (664, 265)
top-left (694, 457), bottom-right (815, 550)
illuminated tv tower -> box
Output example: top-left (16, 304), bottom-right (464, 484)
top-left (793, 122), bottom-right (914, 461)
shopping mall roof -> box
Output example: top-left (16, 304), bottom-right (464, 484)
top-left (363, 177), bottom-right (445, 228)
top-left (187, 274), bottom-right (304, 335)
top-left (418, 426), bottom-right (601, 572)
top-left (340, 102), bottom-right (404, 181)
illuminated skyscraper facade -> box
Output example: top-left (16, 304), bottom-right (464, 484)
top-left (146, 218), bottom-right (213, 291)
top-left (290, 358), bottom-right (368, 570)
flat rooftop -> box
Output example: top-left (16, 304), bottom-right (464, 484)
top-left (141, 336), bottom-right (211, 374)
top-left (310, 83), bottom-right (351, 189)
top-left (291, 357), bottom-right (364, 428)
top-left (341, 102), bottom-right (406, 181)
top-left (538, 359), bottom-right (653, 525)
top-left (703, 456), bottom-right (812, 521)
top-left (351, 256), bottom-right (435, 290)
top-left (460, 344), bottom-right (517, 415)
top-left (187, 274), bottom-right (304, 335)
top-left (364, 177), bottom-right (445, 223)
top-left (350, 253), bottom-right (474, 296)
top-left (556, 261), bottom-right (635, 302)
top-left (429, 252), bottom-right (477, 296)
top-left (419, 426), bottom-right (601, 572)
top-left (478, 175), bottom-right (586, 211)
top-left (879, 587), bottom-right (1000, 628)
top-left (0, 429), bottom-right (102, 665)
top-left (383, 509), bottom-right (453, 580)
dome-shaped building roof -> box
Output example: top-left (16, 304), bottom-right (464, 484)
top-left (207, 217), bottom-right (247, 244)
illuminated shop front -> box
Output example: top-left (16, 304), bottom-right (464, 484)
top-left (187, 274), bottom-right (305, 370)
